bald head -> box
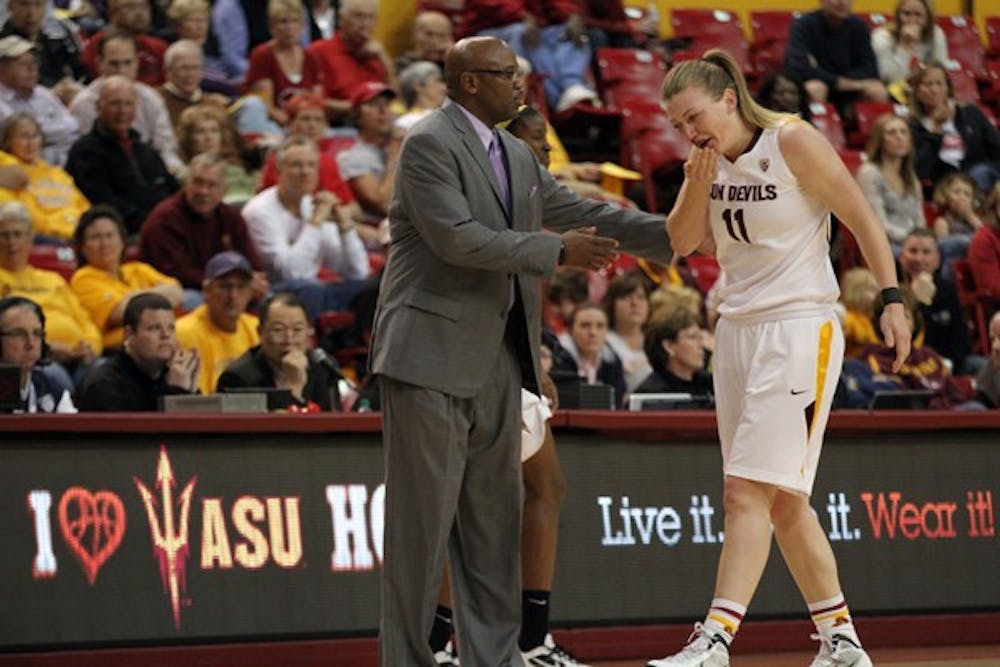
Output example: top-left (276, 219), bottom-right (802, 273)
top-left (445, 37), bottom-right (521, 127)
top-left (97, 75), bottom-right (138, 137)
top-left (413, 11), bottom-right (453, 62)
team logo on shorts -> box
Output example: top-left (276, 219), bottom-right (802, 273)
top-left (759, 158), bottom-right (770, 172)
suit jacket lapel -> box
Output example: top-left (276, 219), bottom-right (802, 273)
top-left (444, 104), bottom-right (511, 221)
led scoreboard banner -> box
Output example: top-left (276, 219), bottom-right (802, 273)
top-left (1, 411), bottom-right (998, 651)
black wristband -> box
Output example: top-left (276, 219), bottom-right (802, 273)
top-left (558, 241), bottom-right (565, 265)
top-left (881, 286), bottom-right (903, 305)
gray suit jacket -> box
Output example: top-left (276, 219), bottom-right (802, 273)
top-left (370, 102), bottom-right (671, 398)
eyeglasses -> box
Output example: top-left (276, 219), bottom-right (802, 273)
top-left (468, 68), bottom-right (518, 82)
top-left (266, 325), bottom-right (309, 340)
top-left (0, 328), bottom-right (44, 342)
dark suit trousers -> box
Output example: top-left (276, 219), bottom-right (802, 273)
top-left (379, 337), bottom-right (524, 667)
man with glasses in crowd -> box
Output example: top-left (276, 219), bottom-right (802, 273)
top-left (217, 292), bottom-right (343, 411)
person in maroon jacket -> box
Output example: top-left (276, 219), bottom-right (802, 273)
top-left (138, 152), bottom-right (269, 309)
top-left (464, 0), bottom-right (600, 112)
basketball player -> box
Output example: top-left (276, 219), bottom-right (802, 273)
top-left (646, 49), bottom-right (910, 667)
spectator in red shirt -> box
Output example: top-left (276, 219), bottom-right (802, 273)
top-left (306, 0), bottom-right (396, 121)
top-left (244, 0), bottom-right (323, 127)
top-left (82, 0), bottom-right (169, 86)
top-left (968, 182), bottom-right (1000, 302)
top-left (139, 153), bottom-right (269, 308)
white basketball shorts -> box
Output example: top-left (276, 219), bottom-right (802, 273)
top-left (713, 313), bottom-right (844, 496)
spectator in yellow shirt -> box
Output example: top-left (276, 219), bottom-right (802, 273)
top-left (0, 201), bottom-right (101, 390)
top-left (70, 204), bottom-right (183, 350)
top-left (0, 114), bottom-right (90, 241)
top-left (175, 251), bottom-right (260, 394)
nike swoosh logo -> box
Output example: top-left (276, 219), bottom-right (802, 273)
top-left (790, 389), bottom-right (808, 395)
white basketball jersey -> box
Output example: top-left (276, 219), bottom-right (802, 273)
top-left (708, 122), bottom-right (839, 322)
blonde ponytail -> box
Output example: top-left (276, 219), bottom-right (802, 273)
top-left (662, 49), bottom-right (790, 130)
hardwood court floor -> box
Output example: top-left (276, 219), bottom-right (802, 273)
top-left (594, 644), bottom-right (1000, 666)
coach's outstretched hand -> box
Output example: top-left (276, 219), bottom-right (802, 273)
top-left (560, 226), bottom-right (619, 271)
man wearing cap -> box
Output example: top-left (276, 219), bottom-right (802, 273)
top-left (140, 153), bottom-right (268, 307)
top-left (0, 0), bottom-right (85, 104)
top-left (175, 251), bottom-right (260, 395)
top-left (0, 35), bottom-right (78, 166)
top-left (242, 135), bottom-right (370, 321)
top-left (336, 81), bottom-right (404, 223)
top-left (307, 0), bottom-right (396, 121)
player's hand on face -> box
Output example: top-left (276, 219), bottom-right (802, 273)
top-left (879, 303), bottom-right (912, 373)
top-left (683, 145), bottom-right (718, 187)
top-left (560, 226), bottom-right (619, 271)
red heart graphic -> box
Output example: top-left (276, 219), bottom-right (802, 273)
top-left (58, 487), bottom-right (126, 585)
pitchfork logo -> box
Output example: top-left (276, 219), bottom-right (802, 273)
top-left (134, 446), bottom-right (197, 629)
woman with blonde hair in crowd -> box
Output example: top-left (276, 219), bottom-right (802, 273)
top-left (70, 205), bottom-right (183, 351)
top-left (176, 104), bottom-right (257, 205)
top-left (0, 114), bottom-right (90, 242)
top-left (649, 48), bottom-right (908, 667)
top-left (856, 112), bottom-right (925, 255)
top-left (243, 0), bottom-right (323, 127)
top-left (839, 267), bottom-right (882, 358)
top-left (871, 0), bottom-right (949, 98)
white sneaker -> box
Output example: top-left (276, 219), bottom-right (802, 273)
top-left (522, 633), bottom-right (590, 666)
top-left (647, 624), bottom-right (731, 666)
top-left (434, 639), bottom-right (459, 666)
top-left (809, 633), bottom-right (873, 667)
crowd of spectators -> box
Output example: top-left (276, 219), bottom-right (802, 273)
top-left (0, 0), bottom-right (997, 415)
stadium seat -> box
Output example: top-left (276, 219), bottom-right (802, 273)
top-left (620, 101), bottom-right (689, 212)
top-left (670, 9), bottom-right (753, 77)
top-left (951, 259), bottom-right (992, 355)
top-left (986, 15), bottom-right (1000, 58)
top-left (847, 100), bottom-right (897, 149)
top-left (982, 59), bottom-right (1000, 109)
top-left (837, 148), bottom-right (864, 175)
top-left (685, 255), bottom-right (721, 295)
top-left (936, 15), bottom-right (988, 81)
top-left (809, 101), bottom-right (847, 150)
top-left (857, 12), bottom-right (890, 31)
top-left (749, 10), bottom-right (799, 78)
top-left (948, 66), bottom-right (981, 104)
top-left (595, 47), bottom-right (668, 110)
top-left (28, 244), bottom-right (77, 281)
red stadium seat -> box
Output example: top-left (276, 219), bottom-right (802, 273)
top-left (857, 12), bottom-right (890, 31)
top-left (620, 101), bottom-right (689, 212)
top-left (595, 47), bottom-right (668, 109)
top-left (986, 16), bottom-right (1000, 58)
top-left (952, 259), bottom-right (992, 355)
top-left (847, 101), bottom-right (897, 149)
top-left (28, 244), bottom-right (77, 281)
top-left (685, 255), bottom-right (721, 295)
top-left (749, 10), bottom-right (799, 77)
top-left (670, 9), bottom-right (753, 77)
top-left (948, 66), bottom-right (981, 104)
top-left (936, 15), bottom-right (988, 81)
top-left (809, 101), bottom-right (847, 150)
top-left (838, 148), bottom-right (864, 175)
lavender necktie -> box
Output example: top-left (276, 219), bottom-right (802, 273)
top-left (488, 132), bottom-right (510, 210)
